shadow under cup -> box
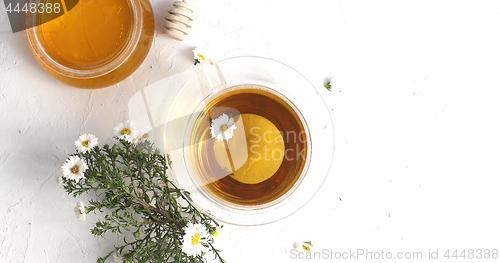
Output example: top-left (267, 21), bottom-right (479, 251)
top-left (185, 84), bottom-right (311, 209)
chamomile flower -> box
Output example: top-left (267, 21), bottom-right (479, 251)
top-left (74, 200), bottom-right (86, 221)
top-left (210, 227), bottom-right (221, 239)
top-left (193, 47), bottom-right (206, 65)
top-left (61, 156), bottom-right (88, 182)
top-left (113, 121), bottom-right (139, 143)
top-left (295, 241), bottom-right (313, 253)
top-left (210, 113), bottom-right (237, 141)
top-left (181, 222), bottom-right (209, 257)
top-left (75, 133), bottom-right (98, 153)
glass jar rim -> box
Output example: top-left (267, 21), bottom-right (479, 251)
top-left (26, 0), bottom-right (144, 79)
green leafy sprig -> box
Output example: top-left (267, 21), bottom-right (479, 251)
top-left (325, 81), bottom-right (332, 91)
top-left (62, 139), bottom-right (225, 263)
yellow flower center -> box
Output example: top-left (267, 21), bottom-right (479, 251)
top-left (197, 54), bottom-right (205, 61)
top-left (303, 245), bottom-right (311, 252)
top-left (221, 124), bottom-right (228, 132)
top-left (82, 140), bottom-right (89, 147)
top-left (121, 128), bottom-right (131, 135)
top-left (192, 233), bottom-right (201, 245)
top-left (70, 165), bottom-right (79, 174)
top-left (213, 231), bottom-right (219, 237)
top-left (143, 133), bottom-right (149, 138)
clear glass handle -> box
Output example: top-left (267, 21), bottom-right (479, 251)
top-left (196, 58), bottom-right (227, 96)
top-left (127, 59), bottom-right (226, 132)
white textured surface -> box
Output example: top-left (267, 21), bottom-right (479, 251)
top-left (1, 0), bottom-right (500, 262)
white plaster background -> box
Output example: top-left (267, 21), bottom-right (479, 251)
top-left (1, 0), bottom-right (500, 262)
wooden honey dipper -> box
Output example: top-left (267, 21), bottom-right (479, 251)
top-left (164, 0), bottom-right (194, 41)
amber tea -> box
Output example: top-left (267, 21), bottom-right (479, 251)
top-left (188, 85), bottom-right (309, 206)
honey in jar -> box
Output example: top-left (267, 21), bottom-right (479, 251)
top-left (27, 0), bottom-right (155, 88)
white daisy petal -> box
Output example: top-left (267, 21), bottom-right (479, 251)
top-left (220, 114), bottom-right (229, 123)
top-left (181, 222), bottom-right (209, 257)
top-left (75, 200), bottom-right (86, 221)
top-left (61, 156), bottom-right (88, 182)
top-left (192, 47), bottom-right (206, 62)
top-left (295, 241), bottom-right (313, 253)
top-left (134, 126), bottom-right (153, 144)
top-left (56, 176), bottom-right (63, 185)
top-left (210, 113), bottom-right (237, 142)
top-left (75, 133), bottom-right (98, 153)
top-left (113, 121), bottom-right (139, 143)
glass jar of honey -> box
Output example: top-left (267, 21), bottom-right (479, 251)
top-left (26, 0), bottom-right (155, 89)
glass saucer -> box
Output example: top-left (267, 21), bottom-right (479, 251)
top-left (163, 56), bottom-right (334, 225)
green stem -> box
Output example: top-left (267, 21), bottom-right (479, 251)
top-left (208, 242), bottom-right (225, 263)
